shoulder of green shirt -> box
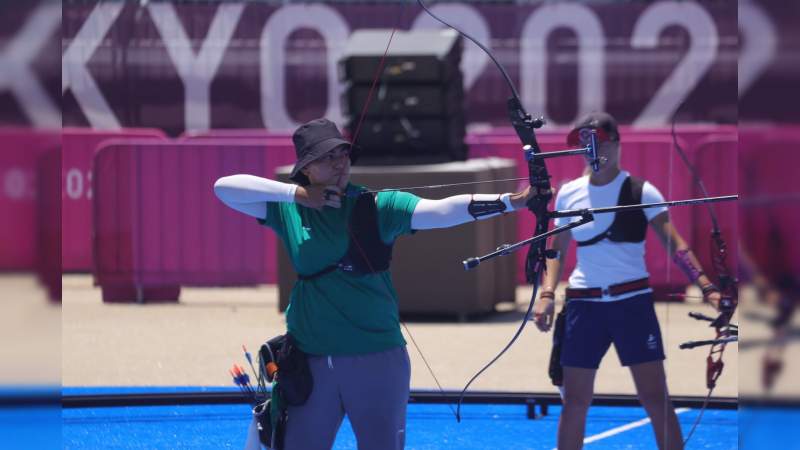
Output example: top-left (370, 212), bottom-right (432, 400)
top-left (375, 190), bottom-right (421, 241)
top-left (375, 189), bottom-right (421, 210)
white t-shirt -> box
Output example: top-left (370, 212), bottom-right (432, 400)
top-left (554, 170), bottom-right (668, 301)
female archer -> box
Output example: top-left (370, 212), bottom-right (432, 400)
top-left (214, 118), bottom-right (540, 450)
top-left (532, 112), bottom-right (723, 450)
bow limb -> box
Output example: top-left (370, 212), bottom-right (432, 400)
top-left (415, 0), bottom-right (555, 421)
top-left (672, 101), bottom-right (738, 446)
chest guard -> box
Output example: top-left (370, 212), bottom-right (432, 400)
top-left (338, 192), bottom-right (393, 274)
top-left (298, 192), bottom-right (393, 280)
top-left (576, 176), bottom-right (648, 247)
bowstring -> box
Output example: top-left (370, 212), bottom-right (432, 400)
top-left (665, 121), bottom-right (676, 450)
top-left (342, 215), bottom-right (458, 419)
top-left (359, 177), bottom-right (530, 195)
top-left (670, 101), bottom-right (708, 447)
top-left (683, 387), bottom-right (714, 444)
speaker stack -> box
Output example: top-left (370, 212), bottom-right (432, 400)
top-left (339, 29), bottom-right (466, 164)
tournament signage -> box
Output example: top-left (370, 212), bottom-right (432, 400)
top-left (2, 1), bottom-right (795, 133)
top-left (57, 1), bottom-right (748, 134)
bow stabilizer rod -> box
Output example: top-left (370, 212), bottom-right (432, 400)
top-left (679, 336), bottom-right (738, 349)
top-left (464, 195), bottom-right (738, 269)
top-left (463, 212), bottom-right (593, 270)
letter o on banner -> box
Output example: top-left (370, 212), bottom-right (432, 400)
top-left (521, 3), bottom-right (605, 126)
top-left (260, 5), bottom-right (350, 131)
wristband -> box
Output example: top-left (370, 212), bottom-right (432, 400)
top-left (701, 283), bottom-right (719, 296)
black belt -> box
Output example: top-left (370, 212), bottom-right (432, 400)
top-left (565, 277), bottom-right (650, 299)
top-left (298, 264), bottom-right (388, 281)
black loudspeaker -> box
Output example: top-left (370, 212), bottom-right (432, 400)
top-left (343, 78), bottom-right (463, 117)
top-left (349, 116), bottom-right (467, 163)
top-left (340, 29), bottom-right (467, 164)
top-left (339, 29), bottom-right (462, 84)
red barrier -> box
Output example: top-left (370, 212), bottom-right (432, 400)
top-left (89, 126), bottom-right (743, 302)
top-left (739, 128), bottom-right (800, 283)
top-left (0, 128), bottom-right (61, 270)
top-left (92, 139), bottom-right (295, 302)
top-left (179, 131), bottom-right (297, 285)
top-left (37, 148), bottom-right (62, 301)
top-left (62, 128), bottom-right (167, 272)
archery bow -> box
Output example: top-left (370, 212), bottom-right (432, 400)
top-left (342, 0), bottom-right (588, 422)
top-left (671, 103), bottom-right (739, 445)
top-left (348, 0), bottom-right (737, 427)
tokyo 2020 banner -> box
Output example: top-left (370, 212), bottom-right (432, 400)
top-left (58, 0), bottom-right (743, 135)
top-left (2, 1), bottom-right (796, 134)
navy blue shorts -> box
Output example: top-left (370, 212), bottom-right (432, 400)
top-left (560, 292), bottom-right (665, 369)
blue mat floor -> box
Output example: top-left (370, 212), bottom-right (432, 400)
top-left (58, 388), bottom-right (742, 449)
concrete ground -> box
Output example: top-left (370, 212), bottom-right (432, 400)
top-left (0, 274), bottom-right (61, 385)
top-left (57, 273), bottom-right (794, 401)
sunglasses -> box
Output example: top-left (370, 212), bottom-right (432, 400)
top-left (566, 127), bottom-right (614, 147)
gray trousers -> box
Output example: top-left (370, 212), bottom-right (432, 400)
top-left (282, 345), bottom-right (410, 450)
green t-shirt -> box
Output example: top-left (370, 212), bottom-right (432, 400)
top-left (259, 184), bottom-right (421, 356)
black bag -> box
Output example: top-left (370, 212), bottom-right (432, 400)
top-left (264, 334), bottom-right (313, 406)
top-left (548, 307), bottom-right (567, 386)
top-left (252, 333), bottom-right (311, 449)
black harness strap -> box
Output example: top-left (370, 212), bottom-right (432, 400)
top-left (298, 192), bottom-right (393, 281)
top-left (297, 265), bottom-right (338, 281)
top-left (577, 176), bottom-right (648, 247)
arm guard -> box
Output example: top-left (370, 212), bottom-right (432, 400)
top-left (672, 248), bottom-right (705, 283)
top-left (468, 194), bottom-right (511, 220)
